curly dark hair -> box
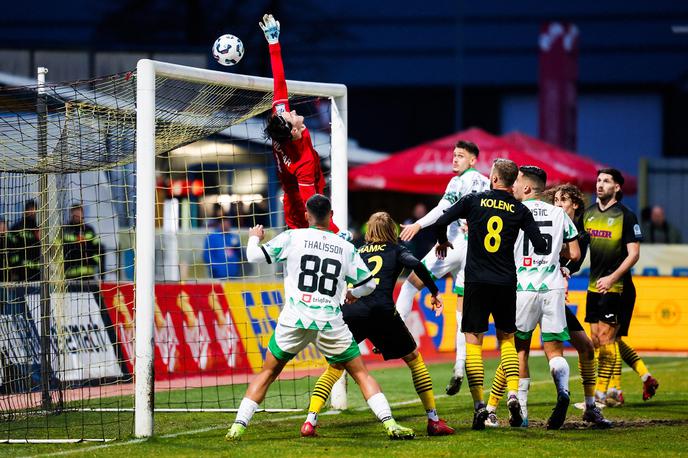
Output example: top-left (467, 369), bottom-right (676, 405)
top-left (546, 183), bottom-right (586, 221)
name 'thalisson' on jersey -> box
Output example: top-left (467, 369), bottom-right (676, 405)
top-left (514, 200), bottom-right (578, 292)
top-left (260, 228), bottom-right (372, 330)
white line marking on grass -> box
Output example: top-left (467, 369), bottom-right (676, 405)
top-left (22, 358), bottom-right (684, 457)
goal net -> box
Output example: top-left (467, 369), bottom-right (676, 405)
top-left (0, 60), bottom-right (347, 442)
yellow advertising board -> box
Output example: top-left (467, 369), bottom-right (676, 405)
top-left (568, 277), bottom-right (688, 351)
top-left (222, 282), bottom-right (328, 373)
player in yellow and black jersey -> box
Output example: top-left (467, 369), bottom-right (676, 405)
top-left (300, 212), bottom-right (455, 437)
top-left (583, 168), bottom-right (658, 405)
top-left (433, 158), bottom-right (547, 430)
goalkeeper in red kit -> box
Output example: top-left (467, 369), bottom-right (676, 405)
top-left (260, 14), bottom-right (340, 233)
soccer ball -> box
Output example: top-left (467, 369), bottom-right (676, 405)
top-left (212, 34), bottom-right (244, 66)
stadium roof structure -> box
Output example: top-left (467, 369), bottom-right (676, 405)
top-left (500, 132), bottom-right (637, 193)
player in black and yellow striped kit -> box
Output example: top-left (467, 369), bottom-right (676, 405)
top-left (301, 212), bottom-right (455, 437)
top-left (584, 168), bottom-right (658, 405)
top-left (433, 158), bottom-right (547, 430)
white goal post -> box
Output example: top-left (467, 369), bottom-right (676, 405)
top-left (134, 59), bottom-right (349, 438)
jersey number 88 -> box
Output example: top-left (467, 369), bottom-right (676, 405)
top-left (298, 254), bottom-right (342, 297)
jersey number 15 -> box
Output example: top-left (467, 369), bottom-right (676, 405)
top-left (522, 221), bottom-right (553, 256)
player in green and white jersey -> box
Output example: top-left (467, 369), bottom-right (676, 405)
top-left (484, 166), bottom-right (580, 430)
top-left (226, 194), bottom-right (414, 441)
top-left (396, 140), bottom-right (489, 395)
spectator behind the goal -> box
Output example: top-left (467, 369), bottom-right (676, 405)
top-left (63, 203), bottom-right (102, 280)
top-left (203, 213), bottom-right (241, 279)
top-left (261, 13), bottom-right (339, 234)
top-left (641, 205), bottom-right (682, 244)
top-left (8, 199), bottom-right (40, 282)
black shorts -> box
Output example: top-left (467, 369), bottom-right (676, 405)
top-left (585, 291), bottom-right (623, 325)
top-left (462, 282), bottom-right (516, 334)
top-left (344, 311), bottom-right (416, 361)
top-left (565, 305), bottom-right (585, 332)
top-left (618, 280), bottom-right (636, 337)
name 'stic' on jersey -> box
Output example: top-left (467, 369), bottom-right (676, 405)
top-left (261, 228), bottom-right (371, 330)
top-left (442, 169), bottom-right (490, 241)
top-left (514, 200), bottom-right (578, 292)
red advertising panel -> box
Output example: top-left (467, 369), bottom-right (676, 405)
top-left (101, 283), bottom-right (253, 379)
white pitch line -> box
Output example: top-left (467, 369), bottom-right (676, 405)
top-left (20, 359), bottom-right (684, 458)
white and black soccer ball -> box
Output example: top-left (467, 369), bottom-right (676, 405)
top-left (212, 34), bottom-right (244, 66)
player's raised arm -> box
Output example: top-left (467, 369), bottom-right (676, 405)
top-left (400, 198), bottom-right (452, 242)
top-left (433, 193), bottom-right (472, 249)
top-left (259, 14), bottom-right (289, 114)
top-left (397, 245), bottom-right (443, 314)
top-left (246, 225), bottom-right (291, 264)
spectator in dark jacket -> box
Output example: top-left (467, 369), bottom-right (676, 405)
top-left (641, 205), bottom-right (682, 244)
top-left (63, 203), bottom-right (102, 280)
top-left (8, 200), bottom-right (40, 282)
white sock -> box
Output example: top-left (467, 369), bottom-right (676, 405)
top-left (454, 311), bottom-right (466, 376)
top-left (549, 356), bottom-right (570, 395)
top-left (518, 378), bottom-right (530, 419)
top-left (585, 396), bottom-right (595, 408)
top-left (641, 373), bottom-right (651, 382)
top-left (426, 408), bottom-right (439, 422)
top-left (486, 405), bottom-right (497, 413)
top-left (396, 281), bottom-right (419, 321)
top-left (235, 397), bottom-right (259, 427)
top-left (366, 392), bottom-right (393, 423)
top-left (306, 411), bottom-right (318, 425)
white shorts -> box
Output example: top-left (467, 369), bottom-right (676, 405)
top-left (515, 289), bottom-right (569, 342)
top-left (421, 234), bottom-right (467, 282)
top-left (268, 321), bottom-right (360, 364)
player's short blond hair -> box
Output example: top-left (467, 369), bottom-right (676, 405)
top-left (365, 212), bottom-right (398, 244)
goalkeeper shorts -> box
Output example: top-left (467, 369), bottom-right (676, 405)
top-left (268, 322), bottom-right (360, 364)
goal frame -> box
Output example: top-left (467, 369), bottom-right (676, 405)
top-left (134, 59), bottom-right (349, 438)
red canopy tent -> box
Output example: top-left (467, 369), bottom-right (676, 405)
top-left (500, 132), bottom-right (637, 193)
top-left (349, 128), bottom-right (573, 195)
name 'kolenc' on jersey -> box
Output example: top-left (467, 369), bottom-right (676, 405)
top-left (303, 239), bottom-right (344, 255)
top-left (480, 198), bottom-right (515, 213)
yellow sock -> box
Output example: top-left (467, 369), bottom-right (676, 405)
top-left (596, 343), bottom-right (616, 394)
top-left (609, 341), bottom-right (622, 391)
top-left (307, 365), bottom-right (344, 414)
top-left (466, 343), bottom-right (484, 405)
top-left (407, 353), bottom-right (436, 413)
top-left (488, 363), bottom-right (507, 409)
top-left (579, 354), bottom-right (597, 398)
top-left (500, 336), bottom-right (520, 393)
top-left (618, 338), bottom-right (650, 378)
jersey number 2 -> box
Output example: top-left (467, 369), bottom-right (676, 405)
top-left (298, 255), bottom-right (342, 297)
top-left (367, 255), bottom-right (383, 284)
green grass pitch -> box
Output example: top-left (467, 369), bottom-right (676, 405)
top-left (6, 356), bottom-right (688, 457)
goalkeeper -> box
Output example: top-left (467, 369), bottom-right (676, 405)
top-left (260, 13), bottom-right (339, 233)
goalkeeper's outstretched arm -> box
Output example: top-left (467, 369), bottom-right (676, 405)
top-left (260, 14), bottom-right (289, 114)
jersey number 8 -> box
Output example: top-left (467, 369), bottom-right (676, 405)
top-left (298, 254), bottom-right (342, 297)
top-left (484, 215), bottom-right (503, 253)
